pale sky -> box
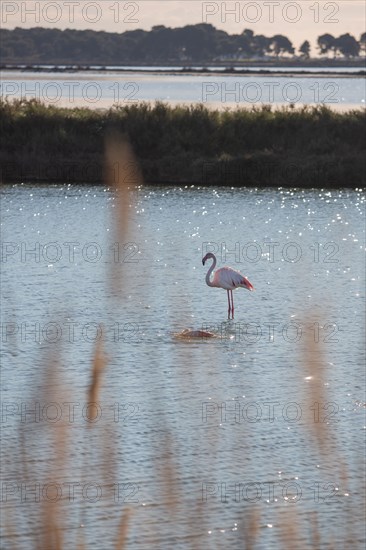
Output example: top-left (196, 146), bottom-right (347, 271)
top-left (1, 1), bottom-right (365, 51)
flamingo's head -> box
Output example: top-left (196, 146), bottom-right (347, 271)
top-left (202, 252), bottom-right (215, 265)
top-left (243, 277), bottom-right (255, 291)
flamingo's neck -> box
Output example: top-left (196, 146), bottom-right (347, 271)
top-left (206, 256), bottom-right (216, 287)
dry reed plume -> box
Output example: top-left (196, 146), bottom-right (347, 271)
top-left (2, 132), bottom-right (137, 549)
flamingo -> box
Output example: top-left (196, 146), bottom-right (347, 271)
top-left (202, 252), bottom-right (254, 319)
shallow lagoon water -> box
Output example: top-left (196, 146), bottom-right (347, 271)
top-left (1, 70), bottom-right (365, 109)
top-left (1, 184), bottom-right (365, 548)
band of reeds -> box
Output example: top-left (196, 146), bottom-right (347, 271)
top-left (1, 99), bottom-right (365, 187)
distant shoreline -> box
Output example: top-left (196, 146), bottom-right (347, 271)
top-left (1, 65), bottom-right (365, 78)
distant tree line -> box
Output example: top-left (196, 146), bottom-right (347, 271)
top-left (0, 25), bottom-right (365, 65)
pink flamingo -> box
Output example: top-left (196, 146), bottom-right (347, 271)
top-left (202, 252), bottom-right (254, 319)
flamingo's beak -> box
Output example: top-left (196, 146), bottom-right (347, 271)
top-left (202, 259), bottom-right (205, 266)
top-left (244, 278), bottom-right (255, 291)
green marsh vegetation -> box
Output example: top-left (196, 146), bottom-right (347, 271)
top-left (0, 98), bottom-right (365, 187)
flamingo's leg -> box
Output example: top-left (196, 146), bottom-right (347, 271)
top-left (227, 290), bottom-right (231, 319)
top-left (231, 290), bottom-right (234, 318)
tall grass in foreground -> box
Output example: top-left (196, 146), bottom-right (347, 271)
top-left (1, 133), bottom-right (363, 549)
top-left (1, 98), bottom-right (365, 186)
top-left (2, 133), bottom-right (137, 549)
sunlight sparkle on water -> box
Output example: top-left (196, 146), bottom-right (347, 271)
top-left (1, 184), bottom-right (364, 549)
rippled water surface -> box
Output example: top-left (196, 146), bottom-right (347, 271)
top-left (1, 184), bottom-right (365, 549)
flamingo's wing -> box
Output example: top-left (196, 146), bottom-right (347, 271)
top-left (214, 267), bottom-right (254, 290)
